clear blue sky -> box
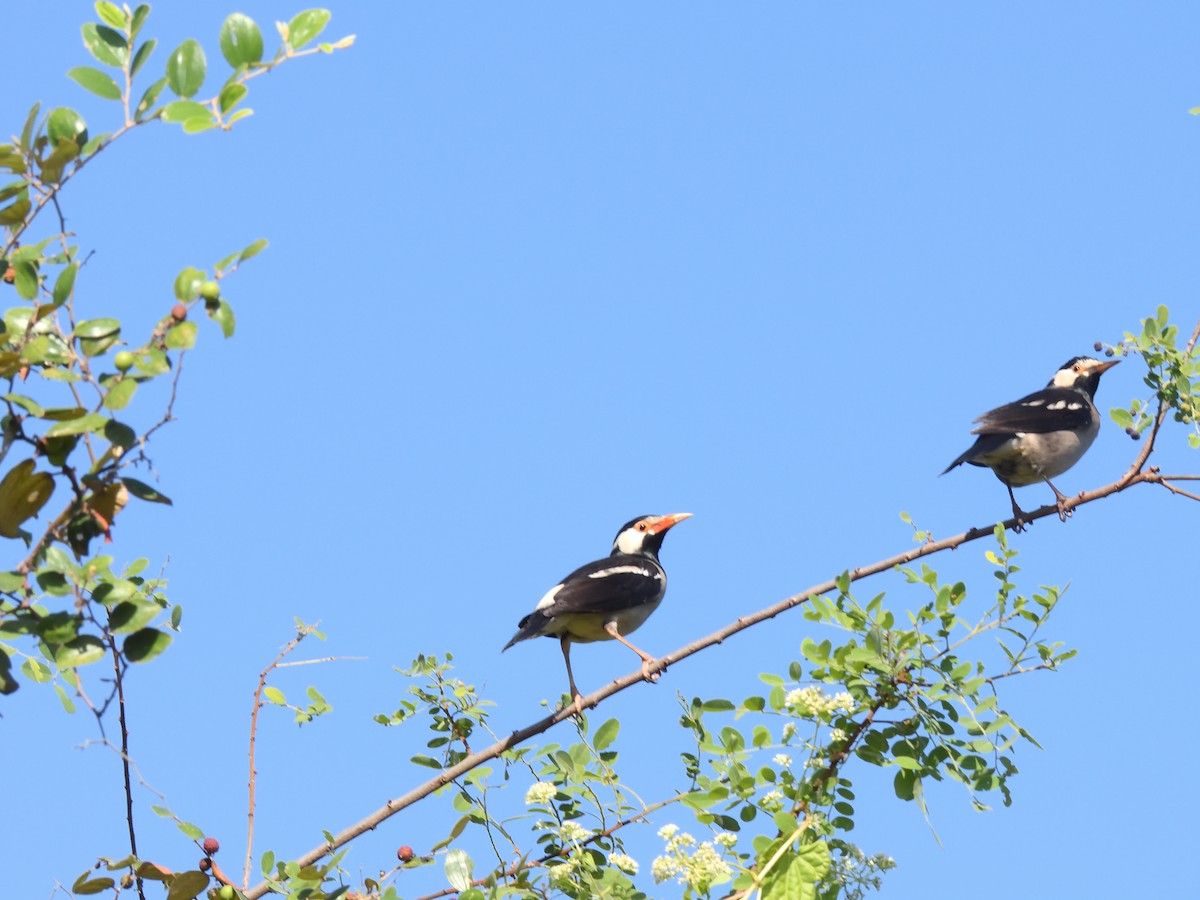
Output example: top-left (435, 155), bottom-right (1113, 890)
top-left (5, 4), bottom-right (1198, 897)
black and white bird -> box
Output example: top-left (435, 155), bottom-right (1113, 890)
top-left (943, 356), bottom-right (1119, 529)
top-left (503, 513), bottom-right (692, 715)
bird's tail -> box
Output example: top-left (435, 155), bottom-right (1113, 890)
top-left (501, 611), bottom-right (550, 652)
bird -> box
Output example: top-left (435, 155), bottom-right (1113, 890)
top-left (503, 513), bottom-right (692, 715)
top-left (942, 356), bottom-right (1120, 530)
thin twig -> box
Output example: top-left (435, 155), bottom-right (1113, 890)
top-left (107, 631), bottom-right (147, 900)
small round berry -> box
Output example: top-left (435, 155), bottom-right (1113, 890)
top-left (120, 873), bottom-right (134, 888)
top-left (114, 350), bottom-right (135, 372)
top-left (199, 858), bottom-right (211, 871)
top-left (200, 280), bottom-right (220, 302)
top-left (1093, 341), bottom-right (1103, 352)
top-left (218, 886), bottom-right (237, 900)
top-left (1104, 348), bottom-right (1114, 357)
top-left (397, 845), bottom-right (415, 862)
top-left (203, 837), bottom-right (220, 855)
top-left (171, 303), bottom-right (188, 321)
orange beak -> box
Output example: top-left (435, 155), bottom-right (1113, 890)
top-left (647, 512), bottom-right (693, 535)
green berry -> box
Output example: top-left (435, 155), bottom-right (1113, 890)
top-left (114, 351), bottom-right (135, 372)
top-left (200, 280), bottom-right (220, 302)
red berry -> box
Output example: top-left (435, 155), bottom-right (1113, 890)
top-left (199, 858), bottom-right (211, 871)
top-left (203, 837), bottom-right (220, 855)
top-left (397, 845), bottom-right (415, 862)
top-left (171, 303), bottom-right (188, 321)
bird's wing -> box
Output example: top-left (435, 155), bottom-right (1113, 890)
top-left (970, 388), bottom-right (1093, 435)
top-left (543, 558), bottom-right (664, 617)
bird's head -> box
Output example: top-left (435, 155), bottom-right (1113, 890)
top-left (611, 513), bottom-right (692, 558)
top-left (1048, 356), bottom-right (1120, 399)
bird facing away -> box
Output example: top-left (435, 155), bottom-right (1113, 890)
top-left (503, 513), bottom-right (692, 715)
top-left (943, 356), bottom-right (1119, 530)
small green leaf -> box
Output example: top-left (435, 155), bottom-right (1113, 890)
top-left (239, 238), bottom-right (268, 263)
top-left (47, 107), bottom-right (89, 149)
top-left (219, 83), bottom-right (248, 115)
top-left (287, 9), bottom-right (332, 49)
top-left (164, 870), bottom-right (209, 900)
top-left (444, 848), bottom-right (474, 892)
top-left (182, 116), bottom-right (216, 134)
top-left (166, 38), bottom-right (207, 98)
top-left (67, 66), bottom-right (122, 100)
top-left (73, 875), bottom-right (116, 895)
top-left (54, 635), bottom-right (107, 668)
top-left (165, 320), bottom-right (198, 349)
top-left (95, 2), bottom-right (129, 30)
top-left (135, 76), bottom-right (168, 120)
top-left (207, 299), bottom-right (235, 338)
top-left (75, 317), bottom-right (121, 342)
top-left (220, 13), bottom-right (264, 66)
top-left (103, 377), bottom-right (137, 411)
top-left (123, 627), bottom-right (173, 662)
top-left (174, 266), bottom-right (206, 300)
top-left (593, 718), bottom-right (620, 751)
top-left (264, 685), bottom-right (287, 705)
top-left (161, 100), bottom-right (210, 124)
top-left (53, 263), bottom-right (78, 306)
top-left (81, 23), bottom-right (128, 68)
top-left (4, 393), bottom-right (46, 417)
top-left (131, 38), bottom-right (157, 78)
top-left (46, 413), bottom-right (108, 437)
top-left (121, 477), bottom-right (173, 505)
top-left (411, 754), bottom-right (443, 769)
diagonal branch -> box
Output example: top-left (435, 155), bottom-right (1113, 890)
top-left (241, 463), bottom-right (1169, 899)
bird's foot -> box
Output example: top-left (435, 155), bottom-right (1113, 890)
top-left (1054, 498), bottom-right (1072, 522)
top-left (570, 690), bottom-right (585, 717)
top-left (640, 657), bottom-right (663, 683)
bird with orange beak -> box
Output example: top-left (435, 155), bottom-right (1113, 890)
top-left (503, 513), bottom-right (692, 715)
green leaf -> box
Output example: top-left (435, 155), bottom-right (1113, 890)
top-left (72, 876), bottom-right (116, 895)
top-left (260, 850), bottom-right (275, 878)
top-left (103, 377), bottom-right (137, 410)
top-left (166, 39), bottom-right (207, 98)
top-left (47, 107), bottom-right (89, 149)
top-left (174, 266), bottom-right (206, 300)
top-left (411, 754), bottom-right (442, 769)
top-left (287, 9), bottom-right (332, 49)
top-left (95, 2), bottom-right (129, 29)
top-left (46, 413), bottom-right (108, 437)
top-left (53, 263), bottom-right (78, 306)
top-left (108, 600), bottom-right (161, 634)
top-left (161, 100), bottom-right (210, 124)
top-left (75, 317), bottom-right (122, 357)
top-left (165, 320), bottom-right (198, 350)
top-left (220, 13), bottom-right (264, 66)
top-left (444, 848), bottom-right (474, 892)
top-left (4, 393), bottom-right (46, 417)
top-left (593, 717), bottom-right (620, 751)
top-left (239, 238), bottom-right (268, 263)
top-left (0, 459), bottom-right (56, 538)
top-left (131, 4), bottom-right (150, 36)
top-left (263, 685), bottom-right (287, 705)
top-left (135, 76), bottom-right (168, 120)
top-left (67, 66), bottom-right (121, 101)
top-left (219, 83), bottom-right (248, 115)
top-left (702, 698), bottom-right (735, 712)
top-left (182, 116), bottom-right (216, 135)
top-left (164, 870), bottom-right (209, 900)
top-left (207, 299), bottom-right (235, 338)
top-left (0, 197), bottom-right (31, 227)
top-left (81, 23), bottom-right (128, 68)
top-left (122, 477), bottom-right (173, 505)
top-left (131, 38), bottom-right (157, 78)
top-left (54, 635), bottom-right (107, 668)
top-left (123, 627), bottom-right (173, 662)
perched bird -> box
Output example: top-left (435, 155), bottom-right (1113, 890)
top-left (503, 513), bottom-right (692, 715)
top-left (943, 356), bottom-right (1119, 530)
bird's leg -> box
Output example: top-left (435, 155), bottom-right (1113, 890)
top-left (1006, 484), bottom-right (1030, 533)
top-left (1043, 477), bottom-right (1071, 521)
top-left (603, 622), bottom-right (662, 683)
top-left (559, 637), bottom-right (585, 717)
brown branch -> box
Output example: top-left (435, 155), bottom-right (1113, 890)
top-left (106, 631), bottom-right (146, 900)
top-left (242, 463), bottom-right (1169, 899)
top-left (243, 625), bottom-right (319, 890)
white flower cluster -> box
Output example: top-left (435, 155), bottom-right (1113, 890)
top-left (609, 852), bottom-right (639, 875)
top-left (784, 686), bottom-right (856, 719)
top-left (651, 825), bottom-right (735, 892)
top-left (559, 820), bottom-right (591, 844)
top-left (773, 753), bottom-right (792, 767)
top-left (524, 781), bottom-right (557, 806)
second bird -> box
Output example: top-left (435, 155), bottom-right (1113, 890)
top-left (503, 513), bottom-right (692, 715)
top-left (943, 356), bottom-right (1119, 529)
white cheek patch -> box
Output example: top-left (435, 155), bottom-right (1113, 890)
top-left (614, 529), bottom-right (646, 555)
top-left (588, 565), bottom-right (653, 579)
top-left (535, 583), bottom-right (563, 611)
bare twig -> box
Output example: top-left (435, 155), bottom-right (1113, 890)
top-left (106, 631), bottom-right (146, 900)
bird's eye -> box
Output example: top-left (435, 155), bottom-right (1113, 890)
top-left (636, 522), bottom-right (649, 532)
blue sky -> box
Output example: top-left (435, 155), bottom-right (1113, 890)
top-left (5, 3), bottom-right (1198, 897)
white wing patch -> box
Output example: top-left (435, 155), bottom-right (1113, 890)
top-left (1022, 399), bottom-right (1046, 407)
top-left (535, 583), bottom-right (564, 611)
top-left (1068, 401), bottom-right (1083, 410)
top-left (1046, 400), bottom-right (1067, 410)
top-left (588, 565), bottom-right (654, 580)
